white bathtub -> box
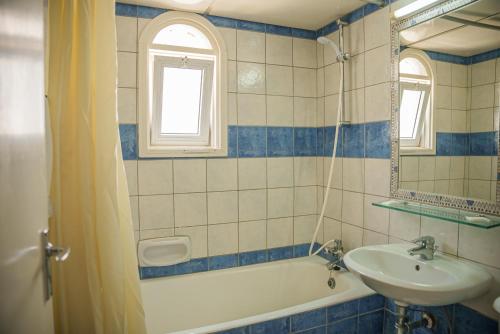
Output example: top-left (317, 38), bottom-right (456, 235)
top-left (141, 256), bottom-right (374, 334)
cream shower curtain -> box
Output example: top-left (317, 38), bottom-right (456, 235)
top-left (47, 0), bottom-right (146, 333)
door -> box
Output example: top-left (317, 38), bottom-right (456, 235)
top-left (0, 0), bottom-right (55, 333)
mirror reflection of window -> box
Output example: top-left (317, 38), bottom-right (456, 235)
top-left (399, 50), bottom-right (434, 153)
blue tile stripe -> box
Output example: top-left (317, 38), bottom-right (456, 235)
top-left (140, 243), bottom-right (322, 279)
top-left (119, 121), bottom-right (392, 160)
top-left (436, 131), bottom-right (498, 157)
top-left (215, 294), bottom-right (385, 334)
top-left (115, 3), bottom-right (317, 39)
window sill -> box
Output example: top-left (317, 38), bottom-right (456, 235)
top-left (139, 146), bottom-right (228, 158)
top-left (400, 147), bottom-right (435, 156)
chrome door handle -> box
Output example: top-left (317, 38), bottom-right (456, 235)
top-left (41, 229), bottom-right (70, 300)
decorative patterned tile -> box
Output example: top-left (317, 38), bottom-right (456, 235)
top-left (267, 127), bottom-right (294, 157)
top-left (291, 309), bottom-right (327, 332)
top-left (294, 128), bottom-right (317, 156)
top-left (327, 299), bottom-right (359, 323)
top-left (365, 121), bottom-right (390, 159)
top-left (358, 310), bottom-right (384, 334)
top-left (250, 317), bottom-right (290, 334)
top-left (119, 124), bottom-right (137, 160)
top-left (239, 250), bottom-right (268, 266)
top-left (238, 126), bottom-right (267, 157)
top-left (342, 124), bottom-right (364, 158)
top-left (208, 254), bottom-right (238, 270)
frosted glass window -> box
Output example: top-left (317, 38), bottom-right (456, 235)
top-left (400, 89), bottom-right (425, 138)
top-left (161, 67), bottom-right (203, 135)
top-left (153, 24), bottom-right (212, 49)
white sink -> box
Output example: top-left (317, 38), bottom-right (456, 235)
top-left (343, 243), bottom-right (492, 306)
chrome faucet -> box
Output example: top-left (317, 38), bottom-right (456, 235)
top-left (325, 239), bottom-right (344, 270)
top-left (408, 236), bottom-right (438, 260)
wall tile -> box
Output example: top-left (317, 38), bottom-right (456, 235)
top-left (268, 187), bottom-right (294, 218)
top-left (117, 52), bottom-right (137, 88)
top-left (174, 193), bottom-right (207, 227)
top-left (267, 127), bottom-right (294, 157)
top-left (294, 128), bottom-right (317, 156)
top-left (119, 124), bottom-right (137, 160)
top-left (116, 16), bottom-right (137, 52)
top-left (293, 38), bottom-right (317, 68)
top-left (267, 96), bottom-right (294, 126)
top-left (294, 67), bottom-right (317, 97)
top-left (175, 226), bottom-right (207, 258)
top-left (239, 220), bottom-right (267, 252)
top-left (124, 160), bottom-right (138, 195)
top-left (207, 159), bottom-right (238, 191)
top-left (239, 189), bottom-right (267, 221)
top-left (207, 191), bottom-right (238, 224)
top-left (173, 159), bottom-right (206, 193)
top-left (237, 30), bottom-right (265, 63)
top-left (267, 217), bottom-right (293, 248)
top-left (208, 223), bottom-right (238, 256)
top-left (294, 186), bottom-right (317, 216)
top-left (238, 126), bottom-right (267, 157)
top-left (267, 158), bottom-right (294, 188)
top-left (238, 158), bottom-right (267, 189)
top-left (138, 160), bottom-right (173, 195)
top-left (266, 34), bottom-right (293, 66)
top-left (139, 195), bottom-right (174, 230)
top-left (238, 62), bottom-right (266, 94)
top-left (117, 88), bottom-right (137, 124)
top-left (237, 93), bottom-right (267, 126)
top-left (218, 27), bottom-right (236, 60)
top-left (266, 65), bottom-right (294, 96)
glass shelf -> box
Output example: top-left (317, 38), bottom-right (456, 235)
top-left (373, 200), bottom-right (500, 229)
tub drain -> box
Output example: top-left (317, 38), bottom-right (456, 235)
top-left (327, 277), bottom-right (336, 289)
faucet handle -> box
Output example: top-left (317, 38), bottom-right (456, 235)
top-left (412, 236), bottom-right (435, 247)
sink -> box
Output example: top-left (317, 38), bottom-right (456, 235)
top-left (343, 243), bottom-right (492, 306)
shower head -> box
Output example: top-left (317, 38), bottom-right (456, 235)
top-left (317, 36), bottom-right (350, 62)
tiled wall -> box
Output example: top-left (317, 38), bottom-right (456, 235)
top-left (315, 4), bottom-right (500, 321)
top-left (116, 7), bottom-right (325, 267)
top-left (399, 56), bottom-right (499, 201)
top-left (115, 1), bottom-right (500, 322)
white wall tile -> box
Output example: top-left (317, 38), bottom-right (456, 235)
top-left (218, 27), bottom-right (236, 60)
top-left (266, 65), bottom-right (293, 96)
top-left (342, 223), bottom-right (363, 251)
top-left (116, 16), bottom-right (137, 52)
top-left (363, 230), bottom-right (388, 246)
top-left (267, 158), bottom-right (294, 188)
top-left (452, 64), bottom-right (468, 87)
top-left (238, 62), bottom-right (265, 94)
top-left (389, 211), bottom-right (420, 241)
top-left (471, 84), bottom-right (494, 109)
top-left (117, 52), bottom-right (137, 88)
top-left (140, 228), bottom-right (173, 240)
top-left (267, 217), bottom-right (293, 248)
top-left (471, 59), bottom-right (496, 86)
top-left (175, 226), bottom-right (207, 258)
top-left (239, 220), bottom-right (267, 252)
top-left (294, 97), bottom-right (317, 127)
top-left (207, 159), bottom-right (237, 191)
top-left (345, 88), bottom-right (365, 123)
top-left (207, 191), bottom-right (238, 224)
top-left (117, 88), bottom-right (137, 124)
top-left (237, 30), bottom-right (265, 63)
top-left (294, 215), bottom-right (319, 244)
top-left (268, 187), bottom-right (294, 218)
top-left (364, 6), bottom-right (389, 50)
top-left (436, 61), bottom-right (452, 86)
top-left (364, 158), bottom-right (390, 196)
top-left (323, 217), bottom-right (342, 242)
top-left (208, 223), bottom-right (238, 256)
top-left (139, 195), bottom-right (174, 230)
top-left (267, 96), bottom-right (293, 126)
top-left (173, 159), bottom-right (206, 193)
top-left (343, 158), bottom-right (364, 192)
top-left (228, 92), bottom-right (238, 125)
top-left (138, 160), bottom-right (173, 195)
top-left (174, 193), bottom-right (207, 227)
top-left (237, 93), bottom-right (266, 125)
top-left (364, 83), bottom-right (390, 122)
top-left (345, 53), bottom-right (365, 91)
top-left (238, 158), bottom-right (267, 190)
top-left (294, 186), bottom-right (317, 216)
top-left (293, 38), bottom-right (317, 68)
top-left (341, 191), bottom-right (364, 227)
top-left (294, 157), bottom-right (317, 186)
top-left (294, 67), bottom-right (316, 97)
top-left (363, 194), bottom-right (389, 234)
top-left (124, 160), bottom-right (138, 196)
top-left (130, 196), bottom-right (139, 231)
top-left (239, 189), bottom-right (267, 221)
top-left (324, 63), bottom-right (340, 95)
top-left (325, 188), bottom-right (342, 220)
top-left (228, 60), bottom-right (237, 92)
top-left (459, 224), bottom-right (500, 268)
top-left (364, 45), bottom-right (390, 86)
top-left (266, 34), bottom-right (292, 66)
top-left (345, 19), bottom-right (364, 56)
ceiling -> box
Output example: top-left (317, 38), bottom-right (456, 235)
top-left (400, 0), bottom-right (500, 57)
top-left (118, 0), bottom-right (368, 30)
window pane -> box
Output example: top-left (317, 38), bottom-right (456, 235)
top-left (153, 24), bottom-right (212, 49)
top-left (400, 89), bottom-right (423, 138)
top-left (400, 57), bottom-right (427, 76)
top-left (161, 67), bottom-right (203, 135)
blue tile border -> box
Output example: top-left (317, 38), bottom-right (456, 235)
top-left (437, 131), bottom-right (497, 157)
top-left (119, 124), bottom-right (137, 160)
top-left (139, 243), bottom-right (323, 279)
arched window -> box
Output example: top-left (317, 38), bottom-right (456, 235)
top-left (399, 49), bottom-right (434, 153)
top-left (138, 12), bottom-right (227, 157)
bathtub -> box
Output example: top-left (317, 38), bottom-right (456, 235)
top-left (141, 255), bottom-right (374, 334)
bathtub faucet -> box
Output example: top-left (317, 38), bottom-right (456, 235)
top-left (325, 239), bottom-right (344, 271)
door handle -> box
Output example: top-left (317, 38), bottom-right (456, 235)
top-left (41, 229), bottom-right (70, 301)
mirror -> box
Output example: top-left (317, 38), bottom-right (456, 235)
top-left (391, 0), bottom-right (500, 214)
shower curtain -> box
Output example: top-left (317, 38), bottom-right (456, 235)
top-left (47, 0), bottom-right (146, 333)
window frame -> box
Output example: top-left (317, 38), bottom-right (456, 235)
top-left (138, 11), bottom-right (228, 158)
top-left (399, 80), bottom-right (431, 147)
top-left (151, 54), bottom-right (214, 147)
top-left (398, 49), bottom-right (435, 156)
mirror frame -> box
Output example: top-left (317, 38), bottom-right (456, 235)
top-left (390, 0), bottom-right (500, 215)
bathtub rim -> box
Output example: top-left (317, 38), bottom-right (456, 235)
top-left (141, 255), bottom-right (375, 334)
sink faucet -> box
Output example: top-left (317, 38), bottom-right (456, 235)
top-left (325, 239), bottom-right (344, 270)
top-left (408, 236), bottom-right (438, 260)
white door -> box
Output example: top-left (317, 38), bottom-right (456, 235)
top-left (0, 0), bottom-right (55, 333)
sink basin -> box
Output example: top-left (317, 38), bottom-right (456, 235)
top-left (343, 244), bottom-right (492, 306)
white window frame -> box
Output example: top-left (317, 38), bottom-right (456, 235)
top-left (399, 49), bottom-right (435, 156)
top-left (138, 12), bottom-right (228, 158)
